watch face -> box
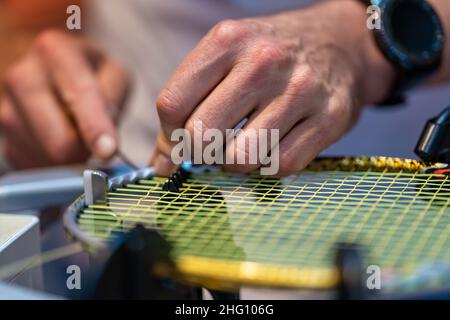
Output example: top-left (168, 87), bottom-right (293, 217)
top-left (380, 0), bottom-right (445, 69)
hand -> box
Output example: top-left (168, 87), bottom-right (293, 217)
top-left (150, 0), bottom-right (395, 177)
top-left (0, 29), bottom-right (129, 168)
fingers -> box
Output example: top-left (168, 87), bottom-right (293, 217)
top-left (72, 37), bottom-right (129, 120)
top-left (275, 110), bottom-right (348, 178)
top-left (184, 39), bottom-right (295, 133)
top-left (0, 30), bottom-right (129, 168)
top-left (4, 53), bottom-right (89, 163)
top-left (223, 91), bottom-right (349, 177)
top-left (35, 30), bottom-right (118, 160)
top-left (152, 20), bottom-right (294, 174)
top-left (150, 16), bottom-right (357, 177)
top-left (156, 20), bottom-right (249, 140)
top-left (274, 119), bottom-right (325, 178)
top-left (149, 150), bottom-right (177, 177)
top-left (223, 67), bottom-right (320, 173)
top-left (97, 58), bottom-right (130, 121)
top-left (0, 97), bottom-right (48, 168)
top-left (185, 68), bottom-right (258, 135)
top-left (0, 96), bottom-right (89, 168)
top-left (149, 131), bottom-right (178, 177)
top-left (152, 64), bottom-right (263, 176)
top-left (152, 21), bottom-right (244, 175)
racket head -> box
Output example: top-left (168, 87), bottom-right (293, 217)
top-left (64, 157), bottom-right (450, 295)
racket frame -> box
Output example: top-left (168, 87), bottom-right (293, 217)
top-left (63, 157), bottom-right (450, 294)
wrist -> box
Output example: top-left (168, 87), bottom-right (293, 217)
top-left (270, 0), bottom-right (397, 106)
top-left (349, 0), bottom-right (397, 105)
top-left (361, 31), bottom-right (397, 105)
top-left (316, 0), bottom-right (397, 106)
top-left (426, 0), bottom-right (450, 84)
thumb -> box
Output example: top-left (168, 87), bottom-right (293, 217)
top-left (149, 131), bottom-right (177, 176)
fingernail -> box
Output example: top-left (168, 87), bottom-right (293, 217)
top-left (94, 134), bottom-right (117, 160)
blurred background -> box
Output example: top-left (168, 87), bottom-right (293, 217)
top-left (0, 0), bottom-right (82, 89)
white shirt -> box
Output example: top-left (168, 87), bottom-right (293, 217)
top-left (86, 0), bottom-right (450, 164)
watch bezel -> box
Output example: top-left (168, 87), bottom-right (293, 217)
top-left (374, 0), bottom-right (445, 71)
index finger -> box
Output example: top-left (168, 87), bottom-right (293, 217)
top-left (156, 20), bottom-right (247, 140)
top-left (35, 31), bottom-right (117, 160)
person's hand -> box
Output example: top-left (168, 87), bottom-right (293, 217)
top-left (0, 29), bottom-right (129, 168)
top-left (151, 0), bottom-right (395, 177)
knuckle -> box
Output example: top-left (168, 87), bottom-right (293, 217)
top-left (323, 101), bottom-right (352, 136)
top-left (242, 42), bottom-right (288, 86)
top-left (184, 118), bottom-right (196, 137)
top-left (185, 114), bottom-right (213, 134)
top-left (34, 29), bottom-right (66, 54)
top-left (156, 88), bottom-right (185, 124)
top-left (252, 41), bottom-right (286, 67)
top-left (287, 66), bottom-right (316, 94)
top-left (210, 19), bottom-right (250, 46)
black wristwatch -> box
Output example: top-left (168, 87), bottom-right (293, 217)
top-left (360, 0), bottom-right (445, 106)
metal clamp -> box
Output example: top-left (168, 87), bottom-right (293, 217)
top-left (83, 170), bottom-right (108, 206)
top-left (415, 106), bottom-right (450, 164)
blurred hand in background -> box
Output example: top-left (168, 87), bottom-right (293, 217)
top-left (0, 1), bottom-right (130, 168)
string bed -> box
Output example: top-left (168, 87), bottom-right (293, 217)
top-left (75, 157), bottom-right (450, 291)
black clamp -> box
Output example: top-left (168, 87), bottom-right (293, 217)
top-left (162, 167), bottom-right (190, 192)
top-left (415, 106), bottom-right (450, 164)
top-left (335, 243), bottom-right (367, 300)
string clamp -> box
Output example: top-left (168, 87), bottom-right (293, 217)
top-left (84, 170), bottom-right (108, 205)
top-left (416, 106), bottom-right (450, 164)
top-left (162, 167), bottom-right (190, 192)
